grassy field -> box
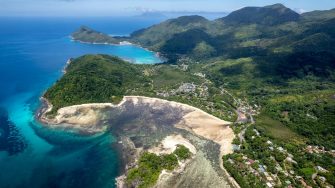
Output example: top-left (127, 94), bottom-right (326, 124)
top-left (254, 115), bottom-right (305, 144)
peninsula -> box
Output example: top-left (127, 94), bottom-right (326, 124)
top-left (72, 26), bottom-right (122, 44)
top-left (39, 54), bottom-right (239, 187)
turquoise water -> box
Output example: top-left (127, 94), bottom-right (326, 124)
top-left (0, 17), bottom-right (163, 187)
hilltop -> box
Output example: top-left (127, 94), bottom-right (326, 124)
top-left (220, 3), bottom-right (300, 25)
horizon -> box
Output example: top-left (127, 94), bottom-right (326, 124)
top-left (1, 0), bottom-right (335, 17)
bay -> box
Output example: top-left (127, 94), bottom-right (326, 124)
top-left (0, 16), bottom-right (163, 187)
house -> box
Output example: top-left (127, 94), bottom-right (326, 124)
top-left (286, 157), bottom-right (297, 164)
top-left (266, 182), bottom-right (273, 188)
top-left (259, 165), bottom-right (266, 173)
top-left (253, 129), bottom-right (260, 136)
top-left (193, 72), bottom-right (206, 78)
top-left (248, 159), bottom-right (255, 164)
top-left (176, 83), bottom-right (196, 93)
top-left (266, 176), bottom-right (273, 181)
top-left (316, 166), bottom-right (328, 173)
top-left (285, 180), bottom-right (291, 185)
top-left (319, 176), bottom-right (326, 182)
top-left (300, 180), bottom-right (308, 187)
top-left (277, 147), bottom-right (284, 152)
top-left (232, 144), bottom-right (240, 151)
top-left (275, 165), bottom-right (283, 172)
top-left (228, 159), bottom-right (235, 164)
top-left (306, 145), bottom-right (313, 153)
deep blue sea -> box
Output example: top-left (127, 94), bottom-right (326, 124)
top-left (0, 16), bottom-right (164, 188)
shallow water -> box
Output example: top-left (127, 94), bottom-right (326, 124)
top-left (0, 16), bottom-right (164, 187)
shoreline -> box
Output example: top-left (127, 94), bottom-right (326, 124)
top-left (69, 36), bottom-right (166, 64)
top-left (38, 95), bottom-right (234, 151)
top-left (39, 95), bottom-right (232, 125)
top-left (37, 96), bottom-right (239, 188)
top-left (62, 58), bottom-right (72, 74)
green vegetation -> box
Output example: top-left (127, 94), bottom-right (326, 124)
top-left (56, 4), bottom-right (335, 187)
top-left (44, 54), bottom-right (237, 121)
top-left (224, 124), bottom-right (335, 187)
top-left (174, 145), bottom-right (192, 160)
top-left (73, 4), bottom-right (335, 75)
top-left (44, 55), bottom-right (151, 114)
top-left (126, 152), bottom-right (163, 188)
top-left (72, 26), bottom-right (121, 44)
top-left (254, 115), bottom-right (304, 144)
top-left (126, 146), bottom-right (191, 188)
top-left (223, 154), bottom-right (266, 188)
top-left (263, 91), bottom-right (335, 149)
top-left (130, 15), bottom-right (211, 51)
top-left (221, 4), bottom-right (299, 26)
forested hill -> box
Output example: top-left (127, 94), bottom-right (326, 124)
top-left (71, 26), bottom-right (122, 44)
top-left (72, 4), bottom-right (335, 78)
top-left (219, 3), bottom-right (300, 25)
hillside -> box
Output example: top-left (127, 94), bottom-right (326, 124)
top-left (63, 4), bottom-right (335, 188)
top-left (44, 55), bottom-right (237, 121)
top-left (72, 26), bottom-right (121, 44)
top-left (44, 53), bottom-right (335, 188)
top-left (122, 4), bottom-right (335, 71)
top-left (71, 4), bottom-right (335, 59)
top-left (130, 15), bottom-right (212, 50)
top-left (220, 4), bottom-right (300, 25)
top-left (301, 8), bottom-right (335, 21)
top-left (71, 5), bottom-right (335, 70)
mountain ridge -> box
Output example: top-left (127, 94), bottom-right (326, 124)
top-left (219, 3), bottom-right (300, 25)
top-left (71, 3), bottom-right (335, 78)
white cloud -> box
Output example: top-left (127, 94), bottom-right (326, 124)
top-left (0, 0), bottom-right (334, 16)
top-left (294, 8), bottom-right (307, 14)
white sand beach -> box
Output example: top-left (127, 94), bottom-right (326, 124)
top-left (40, 96), bottom-right (235, 152)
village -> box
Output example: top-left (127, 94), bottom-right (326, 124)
top-left (227, 125), bottom-right (334, 188)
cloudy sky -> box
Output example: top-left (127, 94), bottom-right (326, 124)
top-left (1, 0), bottom-right (335, 16)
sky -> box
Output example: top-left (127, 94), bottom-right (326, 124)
top-left (1, 0), bottom-right (335, 17)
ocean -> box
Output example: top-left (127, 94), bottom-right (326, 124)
top-left (0, 16), bottom-right (164, 187)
